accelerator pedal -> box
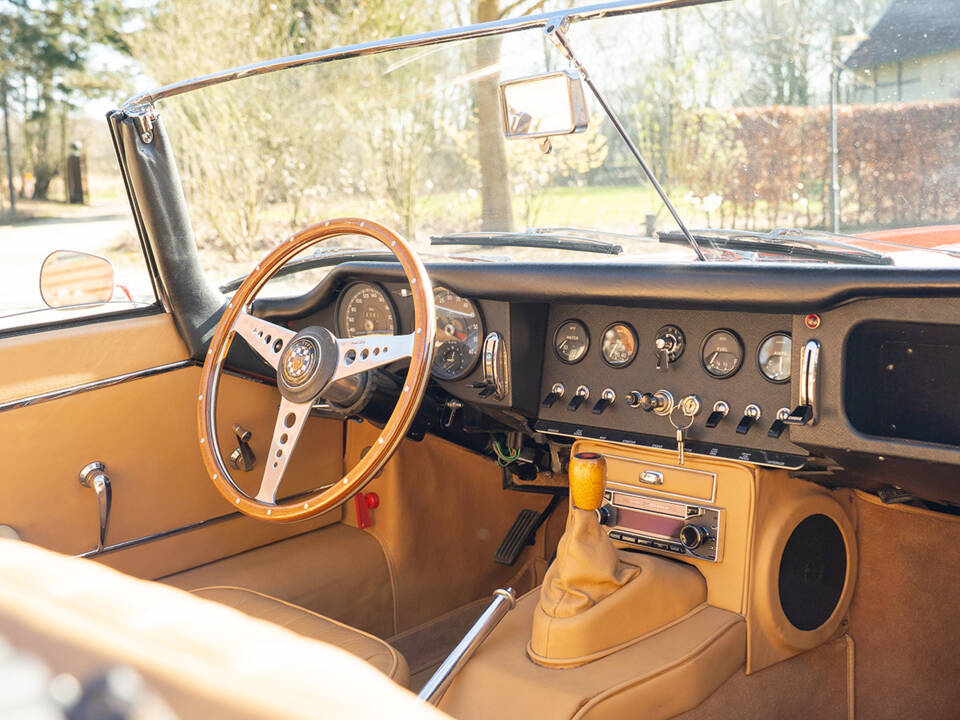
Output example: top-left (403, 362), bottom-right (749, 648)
top-left (493, 495), bottom-right (562, 566)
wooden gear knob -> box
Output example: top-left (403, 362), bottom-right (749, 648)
top-left (568, 452), bottom-right (606, 510)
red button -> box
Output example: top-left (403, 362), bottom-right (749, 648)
top-left (804, 314), bottom-right (821, 330)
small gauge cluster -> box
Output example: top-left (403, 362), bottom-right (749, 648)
top-left (335, 281), bottom-right (483, 382)
top-left (551, 318), bottom-right (792, 383)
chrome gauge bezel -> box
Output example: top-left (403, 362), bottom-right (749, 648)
top-left (600, 322), bottom-right (638, 368)
top-left (553, 319), bottom-right (590, 365)
top-left (336, 281), bottom-right (399, 338)
top-left (757, 331), bottom-right (792, 384)
top-left (432, 286), bottom-right (484, 381)
top-left (699, 328), bottom-right (745, 379)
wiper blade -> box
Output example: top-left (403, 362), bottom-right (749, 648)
top-left (657, 228), bottom-right (894, 266)
top-left (430, 229), bottom-right (623, 255)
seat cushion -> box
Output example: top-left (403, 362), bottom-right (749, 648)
top-left (191, 586), bottom-right (409, 687)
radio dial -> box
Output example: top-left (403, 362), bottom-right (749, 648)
top-left (596, 504), bottom-right (618, 527)
top-left (679, 524), bottom-right (709, 550)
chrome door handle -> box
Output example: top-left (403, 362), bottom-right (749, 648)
top-left (79, 462), bottom-right (112, 553)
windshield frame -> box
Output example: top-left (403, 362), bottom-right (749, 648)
top-left (118, 0), bottom-right (726, 116)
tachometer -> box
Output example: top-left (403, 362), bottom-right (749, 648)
top-left (701, 329), bottom-right (744, 378)
top-left (601, 323), bottom-right (638, 368)
top-left (432, 287), bottom-right (483, 380)
top-left (758, 332), bottom-right (792, 383)
top-left (337, 282), bottom-right (397, 337)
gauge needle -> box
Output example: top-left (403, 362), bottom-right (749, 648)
top-left (455, 331), bottom-right (466, 341)
top-left (436, 305), bottom-right (474, 318)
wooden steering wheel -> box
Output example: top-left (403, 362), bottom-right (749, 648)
top-left (197, 218), bottom-right (435, 522)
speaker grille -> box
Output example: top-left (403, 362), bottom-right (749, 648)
top-left (778, 514), bottom-right (847, 631)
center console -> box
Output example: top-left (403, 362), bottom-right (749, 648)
top-left (440, 441), bottom-right (858, 720)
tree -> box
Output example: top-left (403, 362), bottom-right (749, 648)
top-left (0, 0), bottom-right (131, 201)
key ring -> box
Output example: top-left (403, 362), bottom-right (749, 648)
top-left (669, 406), bottom-right (694, 432)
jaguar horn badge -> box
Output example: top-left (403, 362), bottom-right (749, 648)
top-left (281, 337), bottom-right (320, 387)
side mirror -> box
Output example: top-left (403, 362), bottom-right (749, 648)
top-left (499, 70), bottom-right (589, 139)
top-left (39, 251), bottom-right (115, 309)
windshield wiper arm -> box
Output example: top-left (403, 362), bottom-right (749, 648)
top-left (657, 229), bottom-right (894, 265)
top-left (430, 230), bottom-right (623, 255)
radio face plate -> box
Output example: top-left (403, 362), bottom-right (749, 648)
top-left (603, 483), bottom-right (724, 562)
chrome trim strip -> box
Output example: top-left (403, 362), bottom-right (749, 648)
top-left (120, 0), bottom-right (723, 112)
top-left (0, 359), bottom-right (196, 414)
top-left (74, 486), bottom-right (333, 559)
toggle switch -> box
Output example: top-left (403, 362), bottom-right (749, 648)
top-left (567, 385), bottom-right (590, 411)
top-left (591, 388), bottom-right (616, 415)
top-left (705, 400), bottom-right (729, 428)
top-left (736, 404), bottom-right (761, 435)
top-left (624, 390), bottom-right (645, 408)
top-left (542, 382), bottom-right (565, 408)
top-left (768, 407), bottom-right (791, 438)
top-left (784, 404), bottom-right (813, 426)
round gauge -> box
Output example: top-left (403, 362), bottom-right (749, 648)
top-left (601, 323), bottom-right (638, 368)
top-left (337, 282), bottom-right (398, 338)
top-left (758, 332), bottom-right (792, 383)
top-left (700, 329), bottom-right (745, 378)
top-left (432, 287), bottom-right (483, 380)
top-left (554, 320), bottom-right (590, 364)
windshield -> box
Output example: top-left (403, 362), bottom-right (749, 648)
top-left (133, 0), bottom-right (960, 291)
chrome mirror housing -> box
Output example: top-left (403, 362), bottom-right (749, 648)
top-left (498, 70), bottom-right (589, 139)
top-left (39, 250), bottom-right (115, 309)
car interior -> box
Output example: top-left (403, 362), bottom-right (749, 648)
top-left (3, 2), bottom-right (960, 719)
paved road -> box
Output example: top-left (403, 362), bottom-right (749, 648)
top-left (0, 204), bottom-right (154, 326)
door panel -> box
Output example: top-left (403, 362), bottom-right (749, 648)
top-left (1, 313), bottom-right (345, 579)
top-left (0, 313), bottom-right (188, 404)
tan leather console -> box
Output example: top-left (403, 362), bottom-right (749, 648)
top-left (440, 441), bottom-right (858, 718)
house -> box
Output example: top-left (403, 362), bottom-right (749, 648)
top-left (846, 0), bottom-right (960, 103)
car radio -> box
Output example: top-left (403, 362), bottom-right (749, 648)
top-left (600, 483), bottom-right (723, 562)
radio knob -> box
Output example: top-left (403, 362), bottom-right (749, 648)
top-left (679, 524), bottom-right (709, 550)
top-left (596, 504), bottom-right (618, 527)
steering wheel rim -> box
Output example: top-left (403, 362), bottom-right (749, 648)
top-left (197, 218), bottom-right (435, 522)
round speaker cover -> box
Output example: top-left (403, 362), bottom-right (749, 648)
top-left (778, 514), bottom-right (847, 631)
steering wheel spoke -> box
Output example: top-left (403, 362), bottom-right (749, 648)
top-left (330, 333), bottom-right (416, 382)
top-left (254, 396), bottom-right (312, 504)
top-left (233, 310), bottom-right (295, 370)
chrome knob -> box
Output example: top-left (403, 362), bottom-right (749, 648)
top-left (679, 524), bottom-right (708, 550)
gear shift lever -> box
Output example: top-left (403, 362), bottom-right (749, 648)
top-left (568, 451), bottom-right (606, 511)
top-left (528, 449), bottom-right (706, 667)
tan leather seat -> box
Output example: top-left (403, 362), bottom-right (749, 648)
top-left (191, 585), bottom-right (409, 687)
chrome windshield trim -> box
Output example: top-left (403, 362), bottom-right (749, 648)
top-left (120, 0), bottom-right (722, 113)
top-left (0, 359), bottom-right (196, 414)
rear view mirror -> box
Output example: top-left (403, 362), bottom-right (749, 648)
top-left (499, 70), bottom-right (589, 139)
top-left (39, 251), bottom-right (115, 309)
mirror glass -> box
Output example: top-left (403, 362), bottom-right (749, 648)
top-left (39, 251), bottom-right (115, 309)
top-left (499, 71), bottom-right (589, 139)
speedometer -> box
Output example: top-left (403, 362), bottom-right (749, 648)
top-left (432, 287), bottom-right (483, 380)
top-left (337, 282), bottom-right (397, 337)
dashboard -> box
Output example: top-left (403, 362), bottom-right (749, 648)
top-left (252, 261), bottom-right (960, 507)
